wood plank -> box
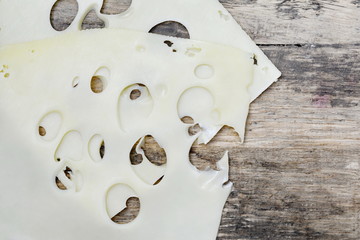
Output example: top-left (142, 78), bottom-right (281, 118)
top-left (221, 0), bottom-right (360, 44)
top-left (212, 45), bottom-right (360, 239)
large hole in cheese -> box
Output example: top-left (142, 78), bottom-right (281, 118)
top-left (81, 9), bottom-right (106, 30)
top-left (130, 135), bottom-right (167, 185)
top-left (149, 21), bottom-right (190, 39)
top-left (106, 184), bottom-right (140, 224)
top-left (130, 135), bottom-right (167, 166)
top-left (101, 0), bottom-right (132, 15)
top-left (50, 0), bottom-right (79, 31)
top-left (112, 197), bottom-right (140, 224)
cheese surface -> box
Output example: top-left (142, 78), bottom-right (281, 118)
top-left (0, 0), bottom-right (281, 102)
top-left (0, 29), bottom-right (253, 240)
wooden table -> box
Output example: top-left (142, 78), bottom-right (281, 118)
top-left (52, 0), bottom-right (360, 239)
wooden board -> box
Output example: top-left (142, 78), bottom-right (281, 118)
top-left (50, 0), bottom-right (360, 239)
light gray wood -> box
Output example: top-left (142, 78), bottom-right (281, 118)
top-left (221, 0), bottom-right (360, 45)
top-left (216, 44), bottom-right (360, 239)
top-left (49, 0), bottom-right (360, 239)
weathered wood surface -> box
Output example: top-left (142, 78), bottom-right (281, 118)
top-left (221, 0), bottom-right (360, 45)
top-left (52, 0), bottom-right (360, 239)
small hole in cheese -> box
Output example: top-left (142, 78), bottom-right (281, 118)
top-left (72, 77), bottom-right (79, 88)
top-left (181, 116), bottom-right (195, 124)
top-left (38, 112), bottom-right (62, 141)
top-left (130, 89), bottom-right (141, 100)
top-left (252, 54), bottom-right (258, 65)
top-left (91, 76), bottom-right (104, 93)
top-left (153, 175), bottom-right (164, 185)
top-left (164, 40), bottom-right (173, 47)
top-left (55, 177), bottom-right (67, 190)
top-left (55, 167), bottom-right (72, 191)
top-left (89, 134), bottom-right (105, 162)
top-left (39, 126), bottom-right (46, 136)
top-left (100, 141), bottom-right (105, 159)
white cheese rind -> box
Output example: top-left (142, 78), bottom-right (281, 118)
top-left (0, 0), bottom-right (281, 102)
top-left (0, 29), bottom-right (252, 240)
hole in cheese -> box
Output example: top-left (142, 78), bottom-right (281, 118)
top-left (153, 175), bottom-right (164, 185)
top-left (81, 9), bottom-right (106, 30)
top-left (89, 134), bottom-right (105, 162)
top-left (149, 21), bottom-right (190, 39)
top-left (50, 0), bottom-right (79, 31)
top-left (55, 176), bottom-right (67, 190)
top-left (130, 89), bottom-right (141, 100)
top-left (106, 184), bottom-right (140, 224)
top-left (130, 136), bottom-right (167, 186)
top-left (39, 126), bottom-right (46, 137)
top-left (100, 141), bottom-right (105, 159)
top-left (181, 116), bottom-right (195, 124)
top-left (111, 197), bottom-right (140, 224)
top-left (72, 76), bottom-right (79, 88)
top-left (130, 136), bottom-right (167, 166)
top-left (118, 83), bottom-right (154, 131)
top-left (101, 0), bottom-right (132, 15)
top-left (163, 40), bottom-right (173, 47)
top-left (55, 166), bottom-right (82, 192)
top-left (188, 123), bottom-right (202, 136)
top-left (91, 76), bottom-right (104, 93)
top-left (141, 135), bottom-right (167, 166)
top-left (38, 112), bottom-right (62, 141)
top-left (130, 138), bottom-right (143, 165)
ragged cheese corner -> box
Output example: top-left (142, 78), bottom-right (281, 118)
top-left (0, 29), bottom-right (253, 240)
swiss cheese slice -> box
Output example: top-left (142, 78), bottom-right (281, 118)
top-left (0, 0), bottom-right (281, 102)
top-left (0, 29), bottom-right (252, 240)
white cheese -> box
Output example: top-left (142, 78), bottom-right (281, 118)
top-left (0, 29), bottom-right (252, 240)
top-left (0, 0), bottom-right (281, 103)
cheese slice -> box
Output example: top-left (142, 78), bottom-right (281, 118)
top-left (0, 29), bottom-right (252, 240)
top-left (0, 0), bottom-right (281, 103)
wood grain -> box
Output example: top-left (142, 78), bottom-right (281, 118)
top-left (51, 0), bottom-right (360, 239)
top-left (221, 0), bottom-right (360, 45)
top-left (218, 45), bottom-right (360, 239)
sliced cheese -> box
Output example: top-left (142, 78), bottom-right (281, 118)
top-left (0, 29), bottom-right (252, 240)
top-left (0, 0), bottom-right (281, 102)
